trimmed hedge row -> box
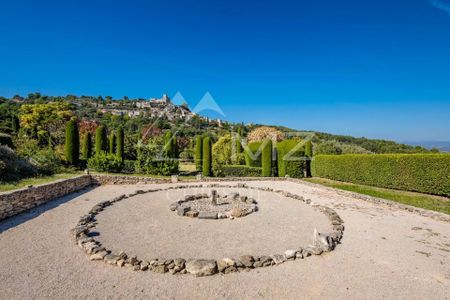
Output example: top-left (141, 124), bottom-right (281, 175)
top-left (276, 140), bottom-right (306, 178)
top-left (244, 142), bottom-right (262, 167)
top-left (311, 154), bottom-right (450, 197)
top-left (262, 140), bottom-right (272, 176)
top-left (221, 165), bottom-right (262, 177)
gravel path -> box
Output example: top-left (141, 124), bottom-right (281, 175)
top-left (0, 180), bottom-right (449, 299)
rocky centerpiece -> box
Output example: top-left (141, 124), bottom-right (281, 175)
top-left (169, 190), bottom-right (258, 219)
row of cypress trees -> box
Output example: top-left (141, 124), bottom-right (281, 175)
top-left (65, 121), bottom-right (124, 167)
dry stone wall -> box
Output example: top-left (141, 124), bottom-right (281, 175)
top-left (0, 175), bottom-right (92, 221)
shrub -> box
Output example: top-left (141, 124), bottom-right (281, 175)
top-left (64, 120), bottom-right (79, 166)
top-left (29, 148), bottom-right (63, 175)
top-left (135, 139), bottom-right (179, 176)
top-left (247, 126), bottom-right (284, 143)
top-left (262, 139), bottom-right (272, 176)
top-left (311, 154), bottom-right (450, 197)
top-left (122, 159), bottom-right (136, 173)
top-left (276, 140), bottom-right (306, 178)
top-left (116, 127), bottom-right (124, 161)
top-left (87, 152), bottom-right (124, 173)
top-left (202, 137), bottom-right (212, 176)
top-left (0, 145), bottom-right (37, 181)
top-left (244, 142), bottom-right (262, 167)
top-left (195, 136), bottom-right (202, 171)
top-left (81, 132), bottom-right (92, 160)
top-left (95, 126), bottom-right (108, 154)
top-left (221, 165), bottom-right (262, 177)
top-left (0, 133), bottom-right (13, 148)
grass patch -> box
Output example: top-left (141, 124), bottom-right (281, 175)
top-left (303, 177), bottom-right (450, 215)
top-left (0, 173), bottom-right (81, 192)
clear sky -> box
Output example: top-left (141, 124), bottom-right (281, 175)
top-left (1, 0), bottom-right (450, 141)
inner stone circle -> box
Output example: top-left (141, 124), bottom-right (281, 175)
top-left (169, 189), bottom-right (258, 219)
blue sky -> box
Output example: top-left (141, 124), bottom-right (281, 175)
top-left (1, 0), bottom-right (450, 141)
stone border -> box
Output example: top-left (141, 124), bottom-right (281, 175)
top-left (71, 183), bottom-right (345, 276)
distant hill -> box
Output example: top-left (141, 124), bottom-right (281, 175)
top-left (0, 93), bottom-right (437, 154)
top-left (404, 141), bottom-right (450, 152)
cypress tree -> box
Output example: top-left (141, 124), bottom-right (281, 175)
top-left (304, 140), bottom-right (313, 177)
top-left (202, 136), bottom-right (212, 176)
top-left (65, 120), bottom-right (79, 166)
top-left (116, 127), bottom-right (124, 161)
top-left (109, 132), bottom-right (116, 154)
top-left (11, 114), bottom-right (20, 133)
top-left (262, 139), bottom-right (272, 177)
top-left (305, 140), bottom-right (313, 157)
top-left (95, 126), bottom-right (108, 154)
top-left (195, 136), bottom-right (203, 171)
top-left (164, 131), bottom-right (174, 157)
top-left (81, 132), bottom-right (92, 160)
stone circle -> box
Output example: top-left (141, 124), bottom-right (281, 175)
top-left (71, 183), bottom-right (345, 277)
top-left (170, 190), bottom-right (258, 219)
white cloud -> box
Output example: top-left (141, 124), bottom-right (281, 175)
top-left (430, 0), bottom-right (450, 15)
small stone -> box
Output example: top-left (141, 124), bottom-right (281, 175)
top-left (173, 258), bottom-right (186, 267)
top-left (177, 206), bottom-right (190, 216)
top-left (230, 208), bottom-right (245, 218)
top-left (270, 254), bottom-right (286, 265)
top-left (217, 258), bottom-right (236, 272)
top-left (153, 265), bottom-right (168, 273)
top-left (284, 250), bottom-right (297, 260)
top-left (198, 212), bottom-right (218, 219)
top-left (185, 211), bottom-right (199, 218)
top-left (90, 251), bottom-right (108, 260)
top-left (239, 255), bottom-right (254, 268)
top-left (117, 259), bottom-right (125, 267)
top-left (240, 195), bottom-right (248, 202)
top-left (185, 259), bottom-right (218, 276)
top-left (104, 254), bottom-right (119, 264)
top-left (140, 261), bottom-right (150, 271)
top-left (169, 202), bottom-right (178, 211)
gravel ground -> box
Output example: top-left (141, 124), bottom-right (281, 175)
top-left (0, 180), bottom-right (449, 300)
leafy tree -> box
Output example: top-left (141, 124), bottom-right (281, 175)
top-left (65, 120), bottom-right (79, 165)
top-left (81, 132), bottom-right (92, 160)
top-left (212, 134), bottom-right (232, 176)
top-left (95, 126), bottom-right (108, 154)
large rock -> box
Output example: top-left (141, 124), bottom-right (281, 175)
top-left (239, 255), bottom-right (255, 267)
top-left (217, 258), bottom-right (236, 272)
top-left (198, 212), bottom-right (217, 219)
top-left (185, 259), bottom-right (218, 276)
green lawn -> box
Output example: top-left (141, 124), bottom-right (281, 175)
top-left (0, 173), bottom-right (81, 192)
top-left (303, 177), bottom-right (450, 215)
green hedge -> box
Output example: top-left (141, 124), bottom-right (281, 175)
top-left (276, 140), bottom-right (306, 178)
top-left (221, 165), bottom-right (262, 177)
top-left (311, 154), bottom-right (450, 197)
top-left (65, 120), bottom-right (79, 166)
top-left (244, 142), bottom-right (262, 167)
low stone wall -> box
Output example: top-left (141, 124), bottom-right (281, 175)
top-left (0, 175), bottom-right (92, 221)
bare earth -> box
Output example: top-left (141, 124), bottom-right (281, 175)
top-left (0, 180), bottom-right (449, 300)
